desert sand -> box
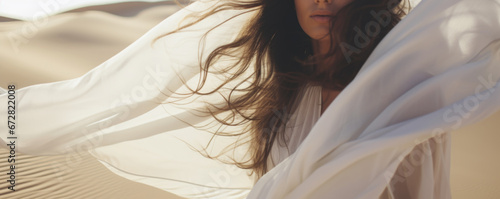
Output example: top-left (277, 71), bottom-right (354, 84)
top-left (0, 1), bottom-right (498, 198)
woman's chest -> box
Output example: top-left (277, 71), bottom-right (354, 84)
top-left (321, 87), bottom-right (341, 115)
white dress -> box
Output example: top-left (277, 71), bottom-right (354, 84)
top-left (1, 0), bottom-right (499, 198)
top-left (268, 84), bottom-right (452, 199)
top-left (267, 85), bottom-right (322, 170)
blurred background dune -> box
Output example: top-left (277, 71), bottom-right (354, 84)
top-left (0, 1), bottom-right (498, 198)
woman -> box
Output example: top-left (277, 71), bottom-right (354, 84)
top-left (151, 0), bottom-right (409, 181)
top-left (0, 0), bottom-right (499, 198)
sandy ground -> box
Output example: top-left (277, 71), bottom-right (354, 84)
top-left (0, 2), bottom-right (498, 198)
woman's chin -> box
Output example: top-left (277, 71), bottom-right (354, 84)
top-left (311, 34), bottom-right (331, 42)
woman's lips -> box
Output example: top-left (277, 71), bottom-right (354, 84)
top-left (310, 10), bottom-right (335, 23)
top-left (311, 15), bottom-right (334, 23)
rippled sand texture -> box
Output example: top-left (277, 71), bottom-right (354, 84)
top-left (0, 1), bottom-right (499, 199)
top-left (0, 151), bottom-right (184, 198)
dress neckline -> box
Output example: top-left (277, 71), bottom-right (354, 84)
top-left (319, 86), bottom-right (342, 116)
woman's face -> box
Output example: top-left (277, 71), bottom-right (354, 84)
top-left (295, 0), bottom-right (353, 41)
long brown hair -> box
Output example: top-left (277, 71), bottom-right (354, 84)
top-left (155, 0), bottom-right (410, 180)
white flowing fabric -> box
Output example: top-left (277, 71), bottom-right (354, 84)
top-left (1, 0), bottom-right (500, 198)
top-left (0, 0), bottom-right (168, 21)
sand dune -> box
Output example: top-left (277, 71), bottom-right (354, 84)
top-left (0, 151), bottom-right (184, 198)
top-left (0, 1), bottom-right (498, 199)
top-left (0, 1), bottom-right (183, 88)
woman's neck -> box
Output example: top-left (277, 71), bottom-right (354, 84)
top-left (312, 38), bottom-right (332, 55)
top-left (311, 38), bottom-right (336, 73)
top-left (312, 38), bottom-right (342, 115)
